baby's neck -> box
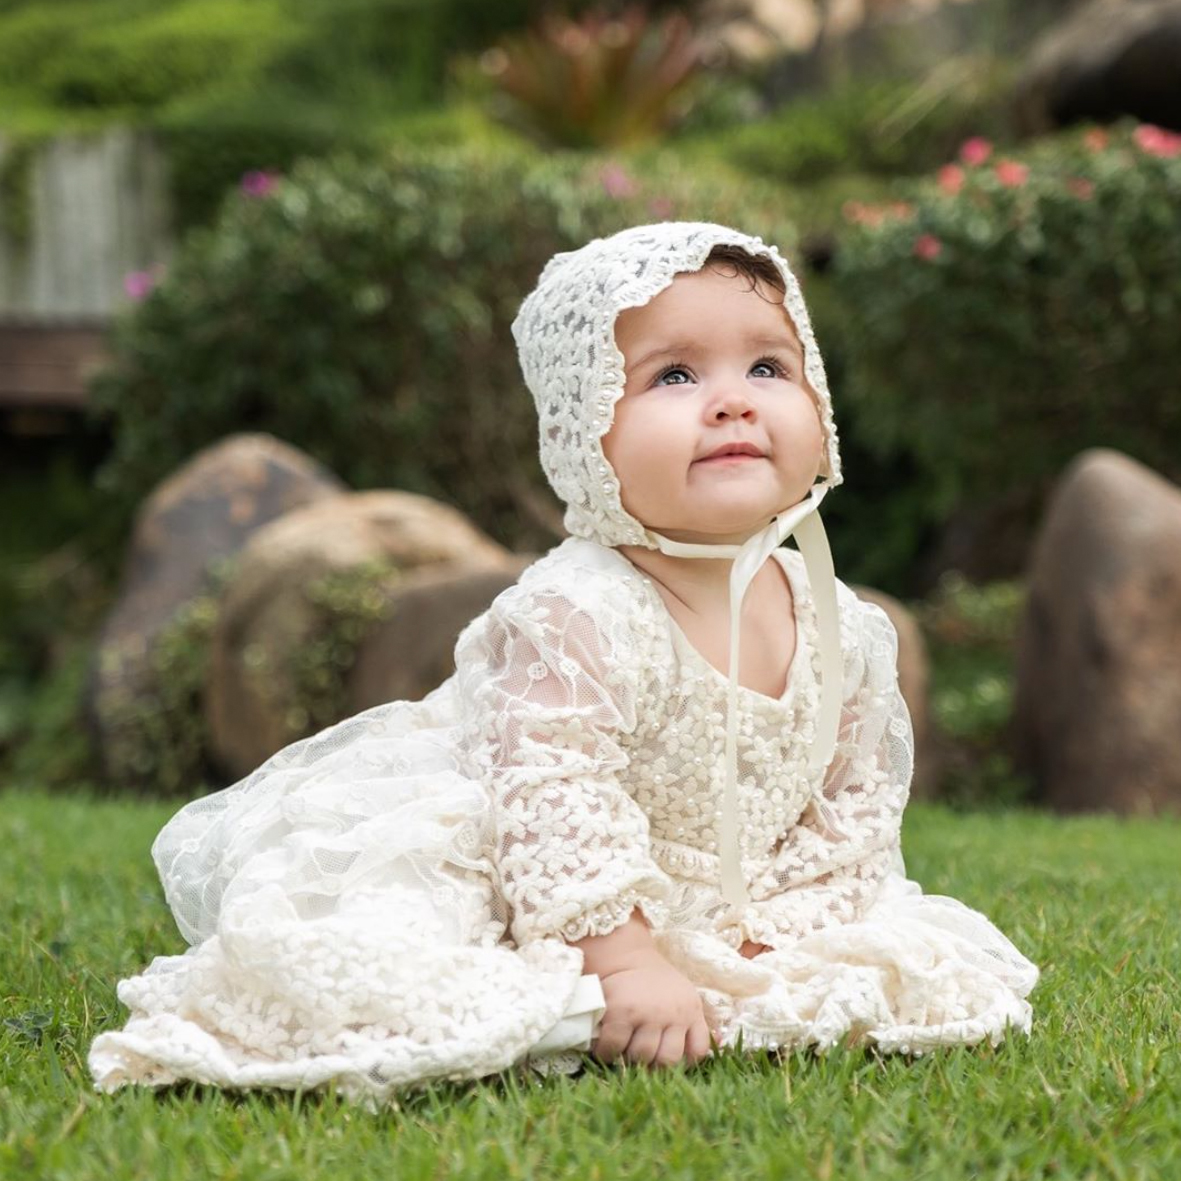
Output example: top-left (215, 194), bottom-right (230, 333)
top-left (616, 544), bottom-right (776, 616)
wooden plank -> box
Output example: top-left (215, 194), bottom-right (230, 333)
top-left (0, 323), bottom-right (110, 410)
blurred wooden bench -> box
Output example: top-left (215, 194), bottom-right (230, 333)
top-left (0, 320), bottom-right (109, 432)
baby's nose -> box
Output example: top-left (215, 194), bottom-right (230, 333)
top-left (714, 394), bottom-right (756, 419)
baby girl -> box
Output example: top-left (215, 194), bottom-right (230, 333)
top-left (90, 222), bottom-right (1039, 1101)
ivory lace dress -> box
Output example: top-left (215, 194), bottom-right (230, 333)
top-left (89, 537), bottom-right (1039, 1102)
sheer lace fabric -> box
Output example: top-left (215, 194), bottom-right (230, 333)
top-left (90, 539), bottom-right (1038, 1103)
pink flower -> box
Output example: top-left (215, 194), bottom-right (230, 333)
top-left (241, 169), bottom-right (280, 197)
top-left (1133, 123), bottom-right (1181, 158)
top-left (1083, 128), bottom-right (1109, 152)
top-left (938, 164), bottom-right (965, 195)
top-left (600, 163), bottom-right (638, 199)
top-left (122, 263), bottom-right (166, 301)
top-left (913, 233), bottom-right (943, 261)
top-left (959, 137), bottom-right (993, 167)
top-left (1067, 177), bottom-right (1095, 200)
top-left (994, 159), bottom-right (1029, 188)
top-left (648, 196), bottom-right (675, 219)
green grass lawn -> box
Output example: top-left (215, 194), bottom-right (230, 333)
top-left (1, 788), bottom-right (1177, 1180)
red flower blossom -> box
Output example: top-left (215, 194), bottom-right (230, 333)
top-left (1083, 128), bottom-right (1109, 152)
top-left (938, 164), bottom-right (965, 195)
top-left (913, 233), bottom-right (942, 261)
top-left (1133, 123), bottom-right (1181, 158)
top-left (994, 159), bottom-right (1029, 188)
top-left (959, 137), bottom-right (993, 167)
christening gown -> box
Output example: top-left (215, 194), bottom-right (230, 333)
top-left (89, 536), bottom-right (1039, 1103)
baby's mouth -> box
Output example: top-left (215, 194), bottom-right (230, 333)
top-left (695, 441), bottom-right (769, 464)
top-left (694, 453), bottom-right (767, 466)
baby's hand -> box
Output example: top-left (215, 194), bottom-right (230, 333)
top-left (592, 950), bottom-right (714, 1070)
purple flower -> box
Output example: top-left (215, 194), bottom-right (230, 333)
top-left (123, 263), bottom-right (167, 301)
top-left (241, 169), bottom-right (281, 198)
top-left (600, 163), bottom-right (638, 199)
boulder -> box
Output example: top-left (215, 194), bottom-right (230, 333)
top-left (347, 556), bottom-right (538, 712)
top-left (87, 433), bottom-right (345, 788)
top-left (206, 490), bottom-right (518, 778)
top-left (852, 586), bottom-right (938, 800)
top-left (1012, 449), bottom-right (1181, 815)
top-left (1014, 0), bottom-right (1181, 133)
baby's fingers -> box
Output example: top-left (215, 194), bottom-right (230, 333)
top-left (650, 1026), bottom-right (687, 1070)
top-left (624, 1024), bottom-right (663, 1067)
top-left (592, 1019), bottom-right (636, 1065)
top-left (684, 1018), bottom-right (714, 1066)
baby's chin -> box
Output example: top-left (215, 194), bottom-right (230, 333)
top-left (649, 493), bottom-right (810, 540)
top-left (639, 511), bottom-right (782, 546)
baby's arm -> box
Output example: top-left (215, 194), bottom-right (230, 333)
top-left (740, 589), bottom-right (912, 946)
top-left (453, 580), bottom-right (712, 1067)
top-left (455, 582), bottom-right (673, 945)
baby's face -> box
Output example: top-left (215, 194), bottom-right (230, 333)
top-left (603, 264), bottom-right (824, 544)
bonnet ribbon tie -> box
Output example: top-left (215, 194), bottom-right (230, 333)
top-left (647, 485), bottom-right (843, 912)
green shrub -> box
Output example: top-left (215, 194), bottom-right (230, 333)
top-left (153, 93), bottom-right (383, 232)
top-left (829, 120), bottom-right (1181, 543)
top-left (264, 0), bottom-right (452, 115)
top-left (0, 2), bottom-right (93, 93)
top-left (1, 638), bottom-right (98, 791)
top-left (250, 558), bottom-right (406, 747)
top-left (0, 538), bottom-right (114, 790)
top-left (916, 573), bottom-right (1032, 809)
top-left (92, 589), bottom-right (222, 796)
top-left (88, 146), bottom-right (800, 555)
top-left (7, 0), bottom-right (291, 111)
top-left (700, 60), bottom-right (1016, 184)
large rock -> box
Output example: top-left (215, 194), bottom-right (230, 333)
top-left (206, 490), bottom-right (519, 778)
top-left (1014, 0), bottom-right (1181, 133)
top-left (87, 433), bottom-right (345, 788)
top-left (1012, 449), bottom-right (1181, 815)
top-left (852, 586), bottom-right (938, 800)
top-left (347, 557), bottom-right (538, 712)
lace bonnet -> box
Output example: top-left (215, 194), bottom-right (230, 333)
top-left (512, 221), bottom-right (845, 914)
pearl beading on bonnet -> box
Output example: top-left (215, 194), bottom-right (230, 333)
top-left (512, 221), bottom-right (845, 913)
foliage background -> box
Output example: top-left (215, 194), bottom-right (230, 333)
top-left (2, 0), bottom-right (1178, 807)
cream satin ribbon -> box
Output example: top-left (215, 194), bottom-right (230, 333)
top-left (645, 485), bottom-right (843, 911)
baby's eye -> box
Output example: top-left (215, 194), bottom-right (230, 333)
top-left (750, 356), bottom-right (789, 379)
top-left (654, 365), bottom-right (693, 386)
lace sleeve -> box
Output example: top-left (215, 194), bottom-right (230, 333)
top-left (741, 590), bottom-right (913, 946)
top-left (453, 577), bottom-right (674, 948)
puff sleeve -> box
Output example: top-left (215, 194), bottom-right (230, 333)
top-left (739, 588), bottom-right (912, 946)
top-left (453, 579), bottom-right (675, 948)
